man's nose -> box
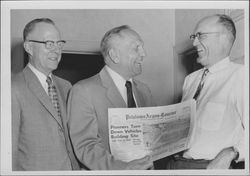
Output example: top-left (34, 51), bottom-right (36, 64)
top-left (52, 44), bottom-right (61, 53)
top-left (192, 37), bottom-right (200, 47)
top-left (140, 47), bottom-right (146, 57)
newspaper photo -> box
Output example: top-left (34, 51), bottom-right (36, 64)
top-left (108, 99), bottom-right (196, 162)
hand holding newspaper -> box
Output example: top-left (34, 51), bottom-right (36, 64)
top-left (108, 99), bottom-right (196, 162)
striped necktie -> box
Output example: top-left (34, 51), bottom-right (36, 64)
top-left (125, 81), bottom-right (136, 108)
top-left (193, 68), bottom-right (209, 100)
top-left (46, 76), bottom-right (62, 118)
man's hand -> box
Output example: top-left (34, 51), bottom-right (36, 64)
top-left (126, 155), bottom-right (153, 170)
top-left (207, 147), bottom-right (237, 169)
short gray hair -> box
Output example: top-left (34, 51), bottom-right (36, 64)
top-left (23, 18), bottom-right (55, 41)
top-left (100, 25), bottom-right (131, 59)
top-left (215, 14), bottom-right (236, 43)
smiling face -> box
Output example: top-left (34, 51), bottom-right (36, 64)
top-left (192, 16), bottom-right (229, 68)
top-left (112, 29), bottom-right (146, 80)
top-left (24, 22), bottom-right (62, 76)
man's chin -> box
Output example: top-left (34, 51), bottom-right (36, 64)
top-left (132, 70), bottom-right (142, 77)
top-left (196, 56), bottom-right (204, 64)
top-left (49, 64), bottom-right (58, 72)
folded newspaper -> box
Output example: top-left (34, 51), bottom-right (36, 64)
top-left (108, 99), bottom-right (196, 162)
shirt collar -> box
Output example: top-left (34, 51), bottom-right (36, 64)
top-left (207, 57), bottom-right (230, 74)
top-left (28, 63), bottom-right (49, 86)
top-left (105, 65), bottom-right (132, 85)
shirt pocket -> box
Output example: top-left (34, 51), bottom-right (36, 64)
top-left (199, 102), bottom-right (226, 131)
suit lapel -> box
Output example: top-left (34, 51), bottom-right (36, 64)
top-left (133, 80), bottom-right (144, 107)
top-left (52, 76), bottom-right (67, 129)
top-left (23, 67), bottom-right (63, 129)
top-left (53, 76), bottom-right (81, 169)
top-left (100, 67), bottom-right (126, 108)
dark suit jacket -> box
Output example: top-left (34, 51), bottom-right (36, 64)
top-left (11, 66), bottom-right (80, 170)
top-left (67, 67), bottom-right (155, 170)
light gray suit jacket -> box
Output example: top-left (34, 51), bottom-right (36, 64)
top-left (67, 67), bottom-right (155, 170)
top-left (11, 66), bottom-right (80, 171)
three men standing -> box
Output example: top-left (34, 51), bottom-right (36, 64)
top-left (11, 14), bottom-right (245, 171)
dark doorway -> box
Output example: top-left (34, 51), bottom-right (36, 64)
top-left (53, 53), bottom-right (105, 85)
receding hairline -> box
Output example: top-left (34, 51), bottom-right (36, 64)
top-left (197, 15), bottom-right (221, 28)
top-left (113, 29), bottom-right (137, 42)
top-left (197, 14), bottom-right (236, 43)
top-left (195, 14), bottom-right (236, 50)
top-left (197, 15), bottom-right (234, 33)
top-left (23, 18), bottom-right (58, 41)
top-left (119, 28), bottom-right (142, 40)
top-left (26, 22), bottom-right (59, 39)
top-left (100, 26), bottom-right (142, 59)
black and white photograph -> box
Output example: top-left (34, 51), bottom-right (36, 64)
top-left (1, 1), bottom-right (249, 175)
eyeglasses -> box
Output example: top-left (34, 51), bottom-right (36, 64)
top-left (27, 40), bottom-right (66, 50)
top-left (190, 32), bottom-right (221, 41)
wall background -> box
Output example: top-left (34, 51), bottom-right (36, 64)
top-left (11, 9), bottom-right (244, 106)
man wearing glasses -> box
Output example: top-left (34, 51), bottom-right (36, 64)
top-left (166, 14), bottom-right (245, 169)
top-left (11, 18), bottom-right (80, 170)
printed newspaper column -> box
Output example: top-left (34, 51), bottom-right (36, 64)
top-left (108, 111), bottom-right (148, 162)
top-left (108, 99), bottom-right (196, 162)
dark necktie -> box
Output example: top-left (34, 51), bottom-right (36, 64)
top-left (125, 81), bottom-right (136, 108)
top-left (193, 68), bottom-right (209, 100)
top-left (46, 76), bottom-right (62, 118)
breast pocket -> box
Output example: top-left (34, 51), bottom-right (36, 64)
top-left (199, 102), bottom-right (226, 131)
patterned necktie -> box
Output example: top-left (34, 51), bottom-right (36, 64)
top-left (46, 76), bottom-right (62, 118)
top-left (193, 68), bottom-right (209, 100)
top-left (125, 81), bottom-right (136, 108)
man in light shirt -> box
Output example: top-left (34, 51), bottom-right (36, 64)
top-left (166, 14), bottom-right (244, 169)
top-left (67, 25), bottom-right (155, 170)
top-left (11, 18), bottom-right (80, 170)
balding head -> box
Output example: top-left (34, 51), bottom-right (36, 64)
top-left (197, 14), bottom-right (236, 47)
top-left (191, 14), bottom-right (236, 67)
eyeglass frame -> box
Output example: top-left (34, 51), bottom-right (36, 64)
top-left (189, 32), bottom-right (221, 41)
top-left (27, 40), bottom-right (66, 50)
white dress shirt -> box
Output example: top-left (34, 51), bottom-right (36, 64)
top-left (105, 65), bottom-right (137, 107)
top-left (28, 63), bottom-right (52, 95)
top-left (182, 57), bottom-right (244, 161)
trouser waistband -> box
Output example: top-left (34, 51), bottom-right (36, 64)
top-left (166, 155), bottom-right (210, 169)
top-left (166, 155), bottom-right (245, 169)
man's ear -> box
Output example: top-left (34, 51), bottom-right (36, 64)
top-left (108, 48), bottom-right (120, 64)
top-left (23, 41), bottom-right (33, 56)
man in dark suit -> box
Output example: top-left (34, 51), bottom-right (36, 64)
top-left (12, 18), bottom-right (80, 170)
top-left (68, 25), bottom-right (155, 170)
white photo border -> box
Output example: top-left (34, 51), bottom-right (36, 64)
top-left (1, 1), bottom-right (249, 175)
